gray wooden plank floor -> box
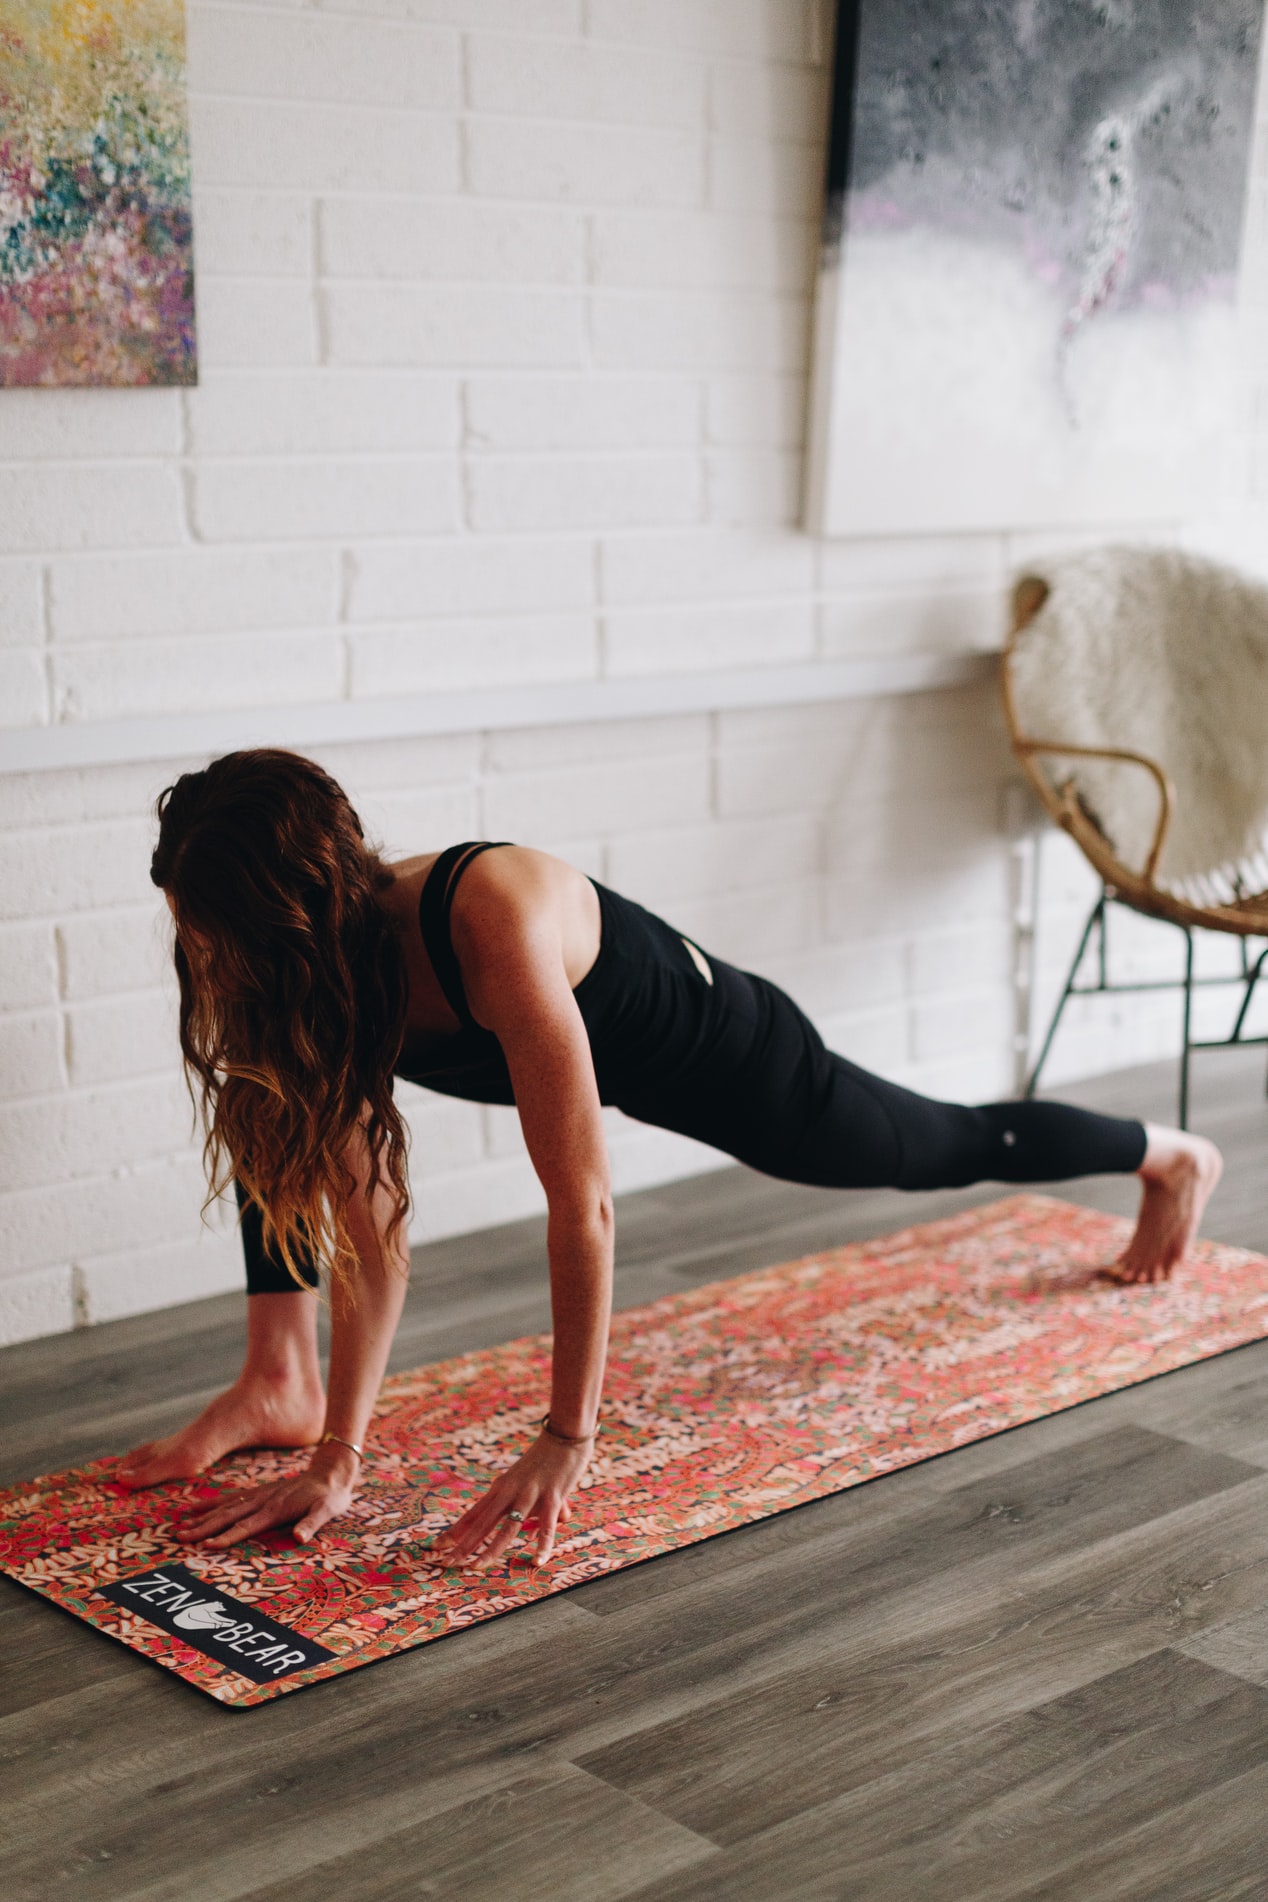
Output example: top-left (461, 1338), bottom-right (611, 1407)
top-left (4, 1048), bottom-right (1268, 1902)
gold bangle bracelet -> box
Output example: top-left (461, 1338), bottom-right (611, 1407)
top-left (320, 1431), bottom-right (365, 1462)
top-left (540, 1413), bottom-right (599, 1447)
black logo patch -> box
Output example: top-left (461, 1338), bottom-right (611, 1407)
top-left (97, 1562), bottom-right (338, 1683)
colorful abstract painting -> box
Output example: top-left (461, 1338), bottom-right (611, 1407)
top-left (0, 0), bottom-right (196, 386)
top-left (806, 0), bottom-right (1265, 534)
top-left (3, 1194), bottom-right (1268, 1708)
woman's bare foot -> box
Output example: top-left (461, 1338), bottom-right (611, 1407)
top-left (117, 1292), bottom-right (326, 1487)
top-left (117, 1373), bottom-right (327, 1487)
top-left (1100, 1124), bottom-right (1224, 1286)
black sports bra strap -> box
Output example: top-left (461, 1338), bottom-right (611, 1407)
top-left (417, 841), bottom-right (511, 1027)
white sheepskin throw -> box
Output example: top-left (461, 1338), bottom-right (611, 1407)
top-left (1009, 546), bottom-right (1268, 891)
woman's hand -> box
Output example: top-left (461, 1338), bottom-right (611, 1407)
top-left (174, 1443), bottom-right (360, 1550)
top-left (435, 1430), bottom-right (592, 1571)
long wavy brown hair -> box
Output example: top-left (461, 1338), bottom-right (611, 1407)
top-left (151, 750), bottom-right (410, 1290)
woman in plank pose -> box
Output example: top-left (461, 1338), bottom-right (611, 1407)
top-left (121, 750), bottom-right (1222, 1568)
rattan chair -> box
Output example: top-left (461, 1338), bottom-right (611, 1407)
top-left (1001, 546), bottom-right (1268, 1127)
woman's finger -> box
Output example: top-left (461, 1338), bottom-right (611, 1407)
top-left (181, 1486), bottom-right (268, 1526)
top-left (184, 1483), bottom-right (310, 1541)
top-left (440, 1492), bottom-right (515, 1560)
top-left (205, 1507), bottom-right (279, 1548)
top-left (471, 1500), bottom-right (536, 1571)
top-left (176, 1493), bottom-right (266, 1540)
top-left (293, 1499), bottom-right (337, 1544)
top-left (436, 1515), bottom-right (480, 1555)
top-left (533, 1495), bottom-right (562, 1568)
top-left (437, 1499), bottom-right (488, 1547)
top-left (452, 1505), bottom-right (517, 1564)
top-left (180, 1499), bottom-right (254, 1533)
top-left (470, 1528), bottom-right (514, 1571)
top-left (215, 1488), bottom-right (324, 1545)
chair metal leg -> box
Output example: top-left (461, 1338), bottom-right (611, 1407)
top-left (1179, 928), bottom-right (1195, 1131)
top-left (1027, 890), bottom-right (1261, 1123)
top-left (1025, 894), bottom-right (1105, 1098)
top-left (1229, 943), bottom-right (1268, 1042)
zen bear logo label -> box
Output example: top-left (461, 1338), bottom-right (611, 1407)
top-left (97, 1562), bottom-right (338, 1683)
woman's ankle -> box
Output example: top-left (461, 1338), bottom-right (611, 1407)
top-left (240, 1290), bottom-right (323, 1391)
top-left (234, 1357), bottom-right (323, 1396)
top-left (1138, 1124), bottom-right (1222, 1182)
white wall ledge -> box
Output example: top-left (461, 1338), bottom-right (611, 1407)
top-left (0, 651), bottom-right (997, 776)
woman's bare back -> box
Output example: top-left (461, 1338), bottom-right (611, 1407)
top-left (380, 845), bottom-right (603, 1051)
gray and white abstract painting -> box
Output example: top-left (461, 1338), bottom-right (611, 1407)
top-left (805, 0), bottom-right (1265, 535)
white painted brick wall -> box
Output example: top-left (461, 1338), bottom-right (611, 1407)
top-left (590, 211), bottom-right (814, 293)
top-left (466, 452), bottom-right (701, 533)
top-left (193, 278), bottom-right (318, 369)
top-left (50, 548), bottom-right (342, 641)
top-left (190, 99), bottom-right (461, 195)
top-left (349, 614), bottom-right (596, 697)
top-left (187, 9), bottom-right (462, 111)
top-left (0, 650), bottom-right (46, 726)
top-left (347, 538), bottom-right (593, 620)
top-left (465, 34), bottom-right (704, 127)
top-left (188, 372), bottom-right (460, 457)
top-left (1, 466), bottom-right (184, 551)
top-left (590, 291), bottom-right (809, 373)
top-left (192, 459), bottom-right (460, 541)
top-left (464, 376), bottom-right (699, 451)
top-left (319, 199), bottom-right (584, 285)
top-left (2, 0), bottom-right (1266, 1344)
top-left (0, 923), bottom-right (59, 1012)
top-left (605, 601), bottom-right (814, 675)
top-left (324, 285), bottom-right (586, 368)
top-left (0, 390), bottom-right (182, 460)
top-left (0, 1011), bottom-right (64, 1099)
top-left (52, 633), bottom-right (347, 724)
top-left (464, 121), bottom-right (705, 206)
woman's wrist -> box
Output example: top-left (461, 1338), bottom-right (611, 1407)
top-left (310, 1435), bottom-right (363, 1481)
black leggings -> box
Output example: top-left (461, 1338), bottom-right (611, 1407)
top-left (239, 958), bottom-right (1146, 1293)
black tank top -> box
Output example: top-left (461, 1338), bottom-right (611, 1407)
top-left (394, 841), bottom-right (719, 1107)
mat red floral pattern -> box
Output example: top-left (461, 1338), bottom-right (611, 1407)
top-left (4, 1194), bottom-right (1268, 1708)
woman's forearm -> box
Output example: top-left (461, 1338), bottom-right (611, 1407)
top-left (545, 1194), bottom-right (614, 1437)
top-left (321, 1170), bottom-right (410, 1453)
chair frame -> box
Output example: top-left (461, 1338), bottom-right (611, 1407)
top-left (1002, 575), bottom-right (1268, 1128)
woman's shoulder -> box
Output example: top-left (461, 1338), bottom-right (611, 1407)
top-left (446, 845), bottom-right (590, 923)
top-left (378, 844), bottom-right (585, 930)
top-left (443, 848), bottom-right (603, 992)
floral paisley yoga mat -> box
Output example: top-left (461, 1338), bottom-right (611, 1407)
top-left (5, 1193), bottom-right (1268, 1710)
